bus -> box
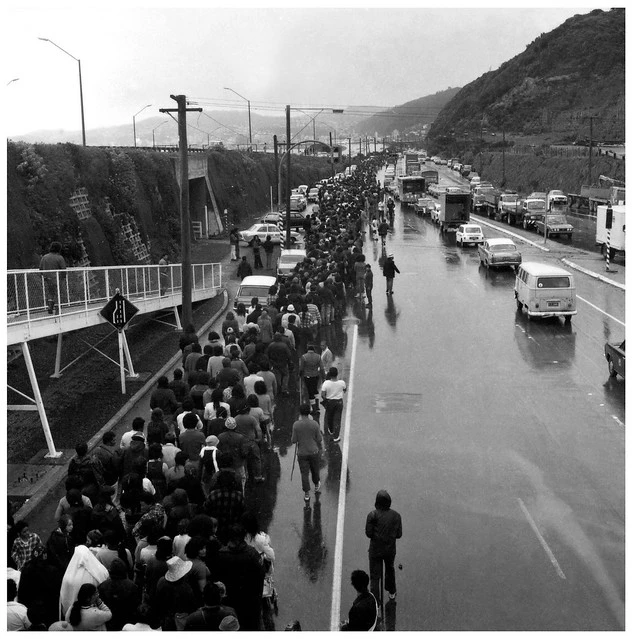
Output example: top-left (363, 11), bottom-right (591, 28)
top-left (398, 176), bottom-right (426, 207)
top-left (420, 169), bottom-right (439, 186)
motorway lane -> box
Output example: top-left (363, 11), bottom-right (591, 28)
top-left (334, 203), bottom-right (624, 630)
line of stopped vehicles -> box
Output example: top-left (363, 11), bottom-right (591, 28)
top-left (382, 152), bottom-right (625, 380)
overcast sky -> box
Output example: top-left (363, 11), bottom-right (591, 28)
top-left (5, 3), bottom-right (593, 137)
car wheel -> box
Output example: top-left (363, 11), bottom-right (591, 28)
top-left (608, 358), bottom-right (618, 378)
top-left (564, 315), bottom-right (572, 325)
top-left (516, 298), bottom-right (523, 311)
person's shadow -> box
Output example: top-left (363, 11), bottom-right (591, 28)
top-left (297, 495), bottom-right (327, 583)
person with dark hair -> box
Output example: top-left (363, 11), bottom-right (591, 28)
top-left (217, 418), bottom-right (248, 493)
top-left (120, 417), bottom-right (146, 450)
top-left (46, 514), bottom-right (75, 573)
top-left (184, 581), bottom-right (238, 630)
top-left (267, 332), bottom-right (293, 396)
top-left (207, 344), bottom-right (226, 380)
top-left (10, 522), bottom-right (42, 571)
top-left (121, 602), bottom-right (156, 631)
top-left (90, 486), bottom-right (125, 538)
top-left (146, 443), bottom-right (168, 501)
top-left (214, 524), bottom-right (265, 631)
top-left (237, 255), bottom-right (253, 280)
top-left (382, 252), bottom-right (400, 296)
top-left (143, 536), bottom-right (172, 607)
top-left (92, 431), bottom-right (121, 496)
top-left (169, 367), bottom-right (190, 406)
top-left (66, 582), bottom-right (112, 630)
top-left (184, 342), bottom-right (204, 383)
top-left (189, 370), bottom-right (211, 410)
top-left (39, 240), bottom-right (67, 314)
top-left (24, 604), bottom-right (47, 631)
top-left (161, 431), bottom-right (181, 469)
top-left (7, 577), bottom-right (31, 630)
top-left (321, 366), bottom-right (347, 443)
top-left (204, 471), bottom-right (245, 545)
top-left (176, 397), bottom-right (204, 435)
top-left (366, 490), bottom-right (402, 606)
top-left (299, 344), bottom-right (324, 414)
top-left (185, 536), bottom-right (211, 604)
top-left (339, 569), bottom-right (378, 631)
top-left (222, 311), bottom-right (240, 340)
top-left (119, 432), bottom-right (148, 482)
top-left (217, 357), bottom-right (241, 391)
top-left (241, 511), bottom-right (276, 617)
top-left (95, 530), bottom-right (134, 576)
top-left (98, 558), bottom-right (141, 630)
top-left (291, 403), bottom-right (323, 502)
top-left (147, 408), bottom-right (169, 445)
top-left (53, 475), bottom-right (93, 522)
top-left (229, 227), bottom-right (240, 261)
top-left (68, 442), bottom-right (100, 501)
top-left (165, 451), bottom-right (189, 490)
top-left (179, 323), bottom-right (198, 357)
top-left (17, 544), bottom-right (61, 628)
top-left (179, 412), bottom-right (206, 462)
top-left (150, 376), bottom-right (179, 417)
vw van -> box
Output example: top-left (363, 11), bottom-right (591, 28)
top-left (514, 262), bottom-right (576, 323)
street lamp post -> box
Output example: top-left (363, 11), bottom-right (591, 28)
top-left (38, 38), bottom-right (86, 146)
top-left (224, 86), bottom-right (252, 150)
top-left (152, 120), bottom-right (169, 148)
top-left (133, 104), bottom-right (152, 147)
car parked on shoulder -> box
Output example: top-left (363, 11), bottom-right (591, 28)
top-left (307, 187), bottom-right (320, 203)
top-left (289, 194), bottom-right (307, 211)
top-left (431, 204), bottom-right (441, 224)
top-left (478, 238), bottom-right (522, 269)
top-left (260, 211), bottom-right (281, 225)
top-left (604, 340), bottom-right (625, 379)
top-left (297, 185), bottom-right (309, 196)
top-left (234, 275), bottom-right (277, 311)
top-left (239, 223), bottom-right (300, 246)
top-left (456, 223), bottom-right (484, 246)
top-left (534, 214), bottom-right (574, 239)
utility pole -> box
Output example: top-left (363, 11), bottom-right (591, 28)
top-left (160, 95), bottom-right (201, 329)
top-left (374, 137), bottom-right (377, 153)
top-left (273, 135), bottom-right (279, 210)
top-left (348, 137), bottom-right (352, 168)
top-left (285, 105), bottom-right (291, 247)
top-left (588, 115), bottom-right (595, 186)
top-left (330, 132), bottom-right (335, 178)
top-left (502, 125), bottom-right (506, 187)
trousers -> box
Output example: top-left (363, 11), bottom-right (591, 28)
top-left (324, 398), bottom-right (343, 437)
top-left (297, 453), bottom-right (320, 493)
top-left (369, 552), bottom-right (396, 604)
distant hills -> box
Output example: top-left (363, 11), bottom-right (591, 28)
top-left (354, 88), bottom-right (462, 138)
top-left (427, 8), bottom-right (625, 148)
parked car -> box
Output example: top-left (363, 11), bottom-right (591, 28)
top-left (477, 238), bottom-right (522, 269)
top-left (261, 212), bottom-right (281, 225)
top-left (431, 204), bottom-right (441, 224)
top-left (239, 223), bottom-right (300, 246)
top-left (469, 174), bottom-right (481, 188)
top-left (534, 214), bottom-right (574, 239)
top-left (297, 185), bottom-right (309, 196)
top-left (307, 187), bottom-right (320, 203)
top-left (456, 223), bottom-right (484, 246)
top-left (604, 340), bottom-right (625, 379)
top-left (276, 248), bottom-right (307, 279)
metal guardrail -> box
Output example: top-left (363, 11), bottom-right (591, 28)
top-left (7, 263), bottom-right (222, 325)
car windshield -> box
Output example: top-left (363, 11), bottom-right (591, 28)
top-left (547, 215), bottom-right (567, 224)
top-left (465, 227), bottom-right (482, 233)
top-left (527, 201), bottom-right (545, 210)
top-left (537, 276), bottom-right (571, 288)
top-left (492, 244), bottom-right (516, 252)
top-left (239, 286), bottom-right (271, 298)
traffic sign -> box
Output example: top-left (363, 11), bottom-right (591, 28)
top-left (100, 292), bottom-right (139, 330)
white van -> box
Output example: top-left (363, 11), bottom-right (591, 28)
top-left (514, 262), bottom-right (576, 323)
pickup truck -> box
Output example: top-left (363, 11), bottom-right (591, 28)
top-left (472, 185), bottom-right (498, 213)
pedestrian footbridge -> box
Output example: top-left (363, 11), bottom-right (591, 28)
top-left (7, 262), bottom-right (223, 457)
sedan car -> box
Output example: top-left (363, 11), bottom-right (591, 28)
top-left (307, 187), bottom-right (320, 203)
top-left (604, 340), bottom-right (625, 379)
top-left (276, 248), bottom-right (307, 279)
top-left (534, 214), bottom-right (574, 239)
top-left (260, 212), bottom-right (281, 225)
top-left (456, 224), bottom-right (484, 246)
top-left (289, 195), bottom-right (307, 211)
top-left (239, 223), bottom-right (300, 246)
top-left (478, 238), bottom-right (522, 269)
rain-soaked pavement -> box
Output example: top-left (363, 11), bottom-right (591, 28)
top-left (261, 198), bottom-right (624, 631)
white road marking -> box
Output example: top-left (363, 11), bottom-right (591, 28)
top-left (577, 295), bottom-right (625, 326)
top-left (518, 498), bottom-right (567, 580)
top-left (330, 323), bottom-right (359, 631)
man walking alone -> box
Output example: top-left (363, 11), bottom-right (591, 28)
top-left (320, 367), bottom-right (346, 443)
top-left (365, 490), bottom-right (402, 606)
top-left (382, 253), bottom-right (400, 296)
top-left (291, 403), bottom-right (323, 503)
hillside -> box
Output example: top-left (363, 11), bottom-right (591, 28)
top-left (427, 8), bottom-right (624, 151)
top-left (355, 88), bottom-right (462, 137)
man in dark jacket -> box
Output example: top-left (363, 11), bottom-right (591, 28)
top-left (382, 253), bottom-right (400, 296)
top-left (340, 569), bottom-right (378, 631)
top-left (266, 332), bottom-right (293, 395)
top-left (365, 490), bottom-right (402, 604)
top-left (98, 557), bottom-right (141, 630)
top-left (214, 524), bottom-right (265, 631)
top-left (184, 581), bottom-right (237, 630)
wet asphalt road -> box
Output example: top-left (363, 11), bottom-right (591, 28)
top-left (263, 195), bottom-right (624, 630)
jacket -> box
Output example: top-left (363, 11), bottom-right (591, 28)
top-left (382, 259), bottom-right (400, 278)
top-left (365, 490), bottom-right (402, 557)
